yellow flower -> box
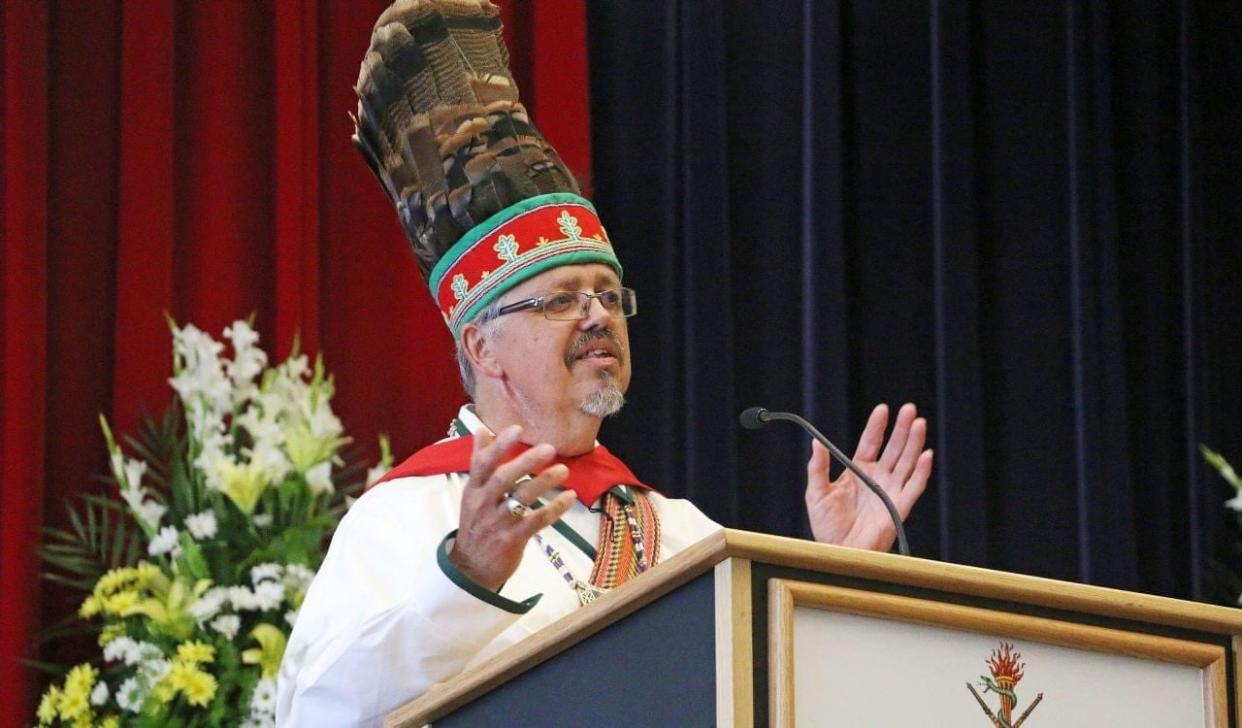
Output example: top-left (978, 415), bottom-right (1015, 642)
top-left (241, 623), bottom-right (287, 679)
top-left (98, 623), bottom-right (125, 646)
top-left (102, 589), bottom-right (139, 615)
top-left (100, 716), bottom-right (120, 728)
top-left (94, 565), bottom-right (140, 596)
top-left (71, 715), bottom-right (92, 728)
top-left (78, 595), bottom-right (101, 619)
top-left (177, 640), bottom-right (216, 665)
top-left (37, 684), bottom-right (61, 725)
top-left (215, 458), bottom-right (269, 514)
top-left (166, 659), bottom-right (218, 707)
top-left (134, 560), bottom-right (161, 586)
top-left (58, 663), bottom-right (97, 720)
top-left (284, 421), bottom-right (347, 475)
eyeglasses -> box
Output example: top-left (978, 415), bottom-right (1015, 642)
top-left (496, 287), bottom-right (638, 321)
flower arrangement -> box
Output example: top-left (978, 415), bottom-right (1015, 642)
top-left (36, 320), bottom-right (391, 726)
top-left (1202, 445), bottom-right (1242, 605)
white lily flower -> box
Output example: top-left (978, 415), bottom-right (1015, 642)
top-left (184, 510), bottom-right (218, 540)
top-left (147, 525), bottom-right (182, 557)
top-left (305, 460), bottom-right (334, 495)
top-left (123, 458), bottom-right (148, 490)
top-left (134, 500), bottom-right (167, 530)
top-left (225, 320), bottom-right (268, 396)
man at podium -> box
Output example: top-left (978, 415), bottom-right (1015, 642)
top-left (276, 2), bottom-right (932, 725)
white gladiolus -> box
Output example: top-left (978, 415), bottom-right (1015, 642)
top-left (119, 483), bottom-right (167, 530)
top-left (185, 510), bottom-right (218, 540)
top-left (147, 525), bottom-right (182, 557)
top-left (170, 324), bottom-right (229, 400)
top-left (91, 679), bottom-right (110, 706)
top-left (225, 320), bottom-right (268, 402)
top-left (122, 458), bottom-right (148, 490)
top-left (249, 438), bottom-right (292, 486)
top-left (305, 460), bottom-right (333, 494)
top-left (134, 500), bottom-right (168, 529)
top-left (308, 405), bottom-right (344, 440)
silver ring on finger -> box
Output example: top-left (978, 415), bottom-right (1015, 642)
top-left (505, 496), bottom-right (529, 519)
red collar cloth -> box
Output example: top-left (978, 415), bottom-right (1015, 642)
top-left (373, 436), bottom-right (652, 507)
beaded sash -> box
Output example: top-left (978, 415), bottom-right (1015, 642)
top-left (588, 488), bottom-right (661, 590)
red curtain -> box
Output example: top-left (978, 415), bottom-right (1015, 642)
top-left (0, 0), bottom-right (590, 718)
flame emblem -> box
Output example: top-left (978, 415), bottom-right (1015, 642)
top-left (966, 642), bottom-right (1044, 727)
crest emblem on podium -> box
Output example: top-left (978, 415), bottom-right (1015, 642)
top-left (966, 642), bottom-right (1044, 727)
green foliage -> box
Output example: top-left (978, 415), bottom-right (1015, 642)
top-left (41, 495), bottom-right (144, 595)
top-left (1201, 445), bottom-right (1242, 607)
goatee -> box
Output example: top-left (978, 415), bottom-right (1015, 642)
top-left (578, 371), bottom-right (625, 418)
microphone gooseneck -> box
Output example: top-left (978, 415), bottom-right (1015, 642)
top-left (738, 407), bottom-right (910, 557)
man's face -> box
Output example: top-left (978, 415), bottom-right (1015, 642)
top-left (486, 263), bottom-right (632, 421)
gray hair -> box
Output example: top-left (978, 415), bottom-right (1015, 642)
top-left (455, 300), bottom-right (505, 400)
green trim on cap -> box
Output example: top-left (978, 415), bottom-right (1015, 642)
top-left (428, 192), bottom-right (599, 294)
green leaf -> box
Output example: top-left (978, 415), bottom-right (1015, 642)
top-left (175, 532), bottom-right (211, 581)
top-left (1201, 444), bottom-right (1242, 490)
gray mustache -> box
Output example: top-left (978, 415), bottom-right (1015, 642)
top-left (564, 329), bottom-right (624, 367)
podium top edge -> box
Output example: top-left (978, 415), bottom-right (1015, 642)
top-left (719, 528), bottom-right (1242, 635)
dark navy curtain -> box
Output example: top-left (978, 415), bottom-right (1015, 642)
top-left (587, 1), bottom-right (1242, 601)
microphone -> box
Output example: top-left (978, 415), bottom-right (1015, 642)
top-left (739, 406), bottom-right (910, 556)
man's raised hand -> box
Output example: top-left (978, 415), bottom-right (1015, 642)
top-left (804, 403), bottom-right (933, 552)
top-left (449, 425), bottom-right (577, 591)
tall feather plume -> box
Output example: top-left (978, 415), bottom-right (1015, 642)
top-left (353, 0), bottom-right (581, 278)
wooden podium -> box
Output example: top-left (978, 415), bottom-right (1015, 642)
top-left (387, 529), bottom-right (1242, 726)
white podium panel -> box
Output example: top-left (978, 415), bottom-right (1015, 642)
top-left (769, 580), bottom-right (1225, 728)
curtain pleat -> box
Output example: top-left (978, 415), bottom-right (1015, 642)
top-left (1, 2), bottom-right (50, 718)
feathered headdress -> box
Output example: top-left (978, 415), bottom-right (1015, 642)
top-left (353, 0), bottom-right (620, 335)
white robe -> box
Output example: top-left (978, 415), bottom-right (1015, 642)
top-left (276, 408), bottom-right (722, 726)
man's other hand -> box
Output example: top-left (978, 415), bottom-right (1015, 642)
top-left (805, 403), bottom-right (932, 552)
top-left (450, 426), bottom-right (577, 591)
